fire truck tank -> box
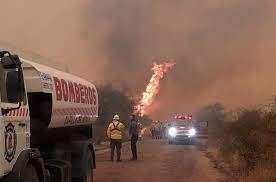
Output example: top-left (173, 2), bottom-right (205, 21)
top-left (21, 58), bottom-right (98, 132)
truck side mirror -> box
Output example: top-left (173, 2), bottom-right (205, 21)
top-left (6, 71), bottom-right (24, 103)
top-left (1, 55), bottom-right (21, 69)
top-left (199, 121), bottom-right (208, 128)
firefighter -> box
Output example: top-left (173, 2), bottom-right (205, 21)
top-left (138, 123), bottom-right (144, 141)
top-left (150, 122), bottom-right (157, 139)
top-left (107, 114), bottom-right (125, 162)
top-left (129, 114), bottom-right (139, 160)
top-left (150, 123), bottom-right (155, 139)
top-left (156, 121), bottom-right (163, 139)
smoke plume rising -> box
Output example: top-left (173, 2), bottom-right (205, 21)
top-left (1, 0), bottom-right (276, 120)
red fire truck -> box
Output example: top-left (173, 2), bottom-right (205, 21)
top-left (167, 115), bottom-right (208, 144)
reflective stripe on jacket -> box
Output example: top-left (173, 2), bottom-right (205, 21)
top-left (107, 120), bottom-right (125, 139)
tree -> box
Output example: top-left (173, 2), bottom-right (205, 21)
top-left (93, 84), bottom-right (135, 143)
top-left (97, 84), bottom-right (134, 126)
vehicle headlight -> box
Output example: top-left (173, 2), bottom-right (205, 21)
top-left (168, 127), bottom-right (177, 137)
top-left (189, 128), bottom-right (196, 136)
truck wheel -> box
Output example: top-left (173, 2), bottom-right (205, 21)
top-left (191, 138), bottom-right (196, 145)
top-left (84, 152), bottom-right (93, 182)
top-left (22, 164), bottom-right (39, 182)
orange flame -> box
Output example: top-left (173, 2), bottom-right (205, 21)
top-left (135, 60), bottom-right (176, 116)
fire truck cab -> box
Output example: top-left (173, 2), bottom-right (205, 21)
top-left (167, 115), bottom-right (196, 144)
top-left (0, 51), bottom-right (98, 182)
top-left (167, 115), bottom-right (208, 144)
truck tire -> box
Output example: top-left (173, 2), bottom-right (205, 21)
top-left (22, 164), bottom-right (39, 182)
top-left (190, 138), bottom-right (196, 145)
top-left (84, 152), bottom-right (93, 182)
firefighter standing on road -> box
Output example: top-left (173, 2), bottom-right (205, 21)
top-left (138, 123), bottom-right (143, 141)
top-left (107, 114), bottom-right (125, 162)
top-left (129, 114), bottom-right (139, 160)
top-left (150, 122), bottom-right (156, 139)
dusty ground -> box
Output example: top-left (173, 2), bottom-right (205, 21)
top-left (94, 138), bottom-right (221, 182)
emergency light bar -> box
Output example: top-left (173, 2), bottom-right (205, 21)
top-left (174, 115), bottom-right (192, 120)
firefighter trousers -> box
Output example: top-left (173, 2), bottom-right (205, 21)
top-left (131, 134), bottom-right (138, 160)
top-left (110, 139), bottom-right (122, 161)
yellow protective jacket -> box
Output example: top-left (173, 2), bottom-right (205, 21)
top-left (107, 120), bottom-right (125, 140)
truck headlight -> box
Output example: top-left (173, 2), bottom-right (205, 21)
top-left (168, 127), bottom-right (177, 137)
top-left (189, 128), bottom-right (196, 136)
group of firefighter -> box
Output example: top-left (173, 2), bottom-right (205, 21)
top-left (150, 121), bottom-right (166, 139)
top-left (106, 114), bottom-right (144, 162)
top-left (106, 115), bottom-right (168, 162)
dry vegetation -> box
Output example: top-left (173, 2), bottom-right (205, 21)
top-left (196, 101), bottom-right (276, 182)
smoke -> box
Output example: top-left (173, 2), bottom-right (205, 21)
top-left (0, 0), bottom-right (105, 78)
top-left (1, 0), bottom-right (276, 120)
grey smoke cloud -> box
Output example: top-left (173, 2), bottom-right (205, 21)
top-left (1, 0), bottom-right (276, 120)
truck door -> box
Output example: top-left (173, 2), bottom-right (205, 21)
top-left (0, 55), bottom-right (30, 175)
top-left (2, 104), bottom-right (30, 175)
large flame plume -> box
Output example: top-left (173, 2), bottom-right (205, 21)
top-left (135, 60), bottom-right (176, 116)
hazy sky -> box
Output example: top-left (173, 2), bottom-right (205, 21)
top-left (1, 0), bottom-right (276, 120)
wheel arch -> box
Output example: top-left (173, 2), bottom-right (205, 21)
top-left (2, 148), bottom-right (46, 182)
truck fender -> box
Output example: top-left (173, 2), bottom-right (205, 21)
top-left (2, 148), bottom-right (46, 182)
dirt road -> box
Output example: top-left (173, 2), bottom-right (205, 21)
top-left (94, 139), bottom-right (220, 182)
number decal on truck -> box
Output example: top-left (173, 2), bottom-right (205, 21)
top-left (4, 123), bottom-right (17, 163)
